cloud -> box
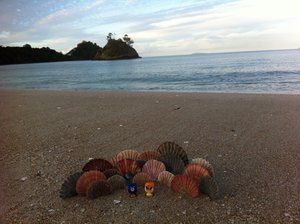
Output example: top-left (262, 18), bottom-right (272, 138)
top-left (0, 31), bottom-right (10, 39)
top-left (1, 0), bottom-right (300, 56)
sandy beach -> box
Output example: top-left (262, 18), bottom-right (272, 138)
top-left (0, 90), bottom-right (299, 224)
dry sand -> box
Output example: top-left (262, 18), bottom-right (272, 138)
top-left (0, 90), bottom-right (299, 224)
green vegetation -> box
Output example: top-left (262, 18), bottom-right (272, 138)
top-left (66, 41), bottom-right (102, 60)
top-left (0, 33), bottom-right (140, 65)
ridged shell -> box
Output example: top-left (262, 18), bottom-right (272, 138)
top-left (86, 180), bottom-right (112, 199)
top-left (142, 159), bottom-right (166, 180)
top-left (157, 141), bottom-right (189, 165)
top-left (191, 158), bottom-right (214, 176)
top-left (107, 175), bottom-right (126, 192)
top-left (104, 168), bottom-right (122, 178)
top-left (158, 171), bottom-right (174, 188)
top-left (117, 158), bottom-right (140, 175)
top-left (159, 154), bottom-right (185, 175)
top-left (199, 176), bottom-right (219, 200)
top-left (76, 170), bottom-right (107, 195)
top-left (183, 164), bottom-right (209, 184)
top-left (171, 175), bottom-right (199, 198)
top-left (117, 149), bottom-right (140, 161)
top-left (82, 158), bottom-right (113, 172)
top-left (110, 154), bottom-right (120, 167)
top-left (60, 172), bottom-right (83, 199)
top-left (138, 150), bottom-right (161, 161)
top-left (133, 172), bottom-right (153, 186)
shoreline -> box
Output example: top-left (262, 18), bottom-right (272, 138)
top-left (1, 90), bottom-right (299, 223)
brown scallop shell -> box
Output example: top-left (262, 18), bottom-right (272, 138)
top-left (159, 154), bottom-right (185, 175)
top-left (117, 158), bottom-right (140, 175)
top-left (86, 180), bottom-right (112, 199)
top-left (109, 154), bottom-right (120, 167)
top-left (142, 159), bottom-right (166, 180)
top-left (104, 168), bottom-right (122, 179)
top-left (171, 175), bottom-right (199, 198)
top-left (157, 141), bottom-right (189, 165)
top-left (60, 172), bottom-right (83, 199)
top-left (183, 164), bottom-right (209, 185)
top-left (191, 158), bottom-right (214, 176)
top-left (82, 158), bottom-right (113, 172)
top-left (133, 172), bottom-right (153, 186)
top-left (76, 170), bottom-right (107, 196)
top-left (138, 150), bottom-right (161, 161)
top-left (199, 176), bottom-right (219, 200)
top-left (107, 175), bottom-right (126, 192)
top-left (158, 171), bottom-right (175, 188)
top-left (117, 149), bottom-right (140, 161)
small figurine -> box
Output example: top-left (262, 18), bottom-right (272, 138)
top-left (144, 182), bottom-right (154, 197)
top-left (127, 183), bottom-right (138, 197)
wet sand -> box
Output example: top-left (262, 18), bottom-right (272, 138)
top-left (0, 90), bottom-right (299, 223)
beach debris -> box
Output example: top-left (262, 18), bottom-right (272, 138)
top-left (113, 199), bottom-right (121, 205)
top-left (171, 175), bottom-right (199, 198)
top-left (158, 171), bottom-right (174, 187)
top-left (119, 124), bottom-right (123, 127)
top-left (159, 153), bottom-right (185, 175)
top-left (60, 172), bottom-right (83, 199)
top-left (199, 176), bottom-right (219, 200)
top-left (97, 127), bottom-right (101, 130)
top-left (60, 141), bottom-right (217, 200)
top-left (82, 158), bottom-right (113, 172)
top-left (138, 150), bottom-right (161, 161)
top-left (142, 159), bottom-right (166, 180)
top-left (76, 170), bottom-right (107, 196)
top-left (56, 106), bottom-right (61, 109)
top-left (86, 180), bottom-right (112, 199)
top-left (184, 141), bottom-right (189, 144)
top-left (107, 175), bottom-right (126, 192)
top-left (104, 168), bottom-right (122, 179)
top-left (20, 176), bottom-right (28, 182)
top-left (48, 209), bottom-right (55, 215)
top-left (190, 158), bottom-right (214, 176)
top-left (117, 149), bottom-right (140, 161)
top-left (133, 172), bottom-right (153, 186)
top-left (157, 141), bottom-right (189, 165)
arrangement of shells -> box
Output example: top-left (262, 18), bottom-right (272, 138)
top-left (60, 141), bottom-right (219, 200)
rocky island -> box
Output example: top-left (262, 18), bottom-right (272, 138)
top-left (0, 33), bottom-right (140, 65)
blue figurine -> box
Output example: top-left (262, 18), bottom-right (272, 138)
top-left (127, 183), bottom-right (138, 197)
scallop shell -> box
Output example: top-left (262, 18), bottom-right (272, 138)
top-left (142, 159), bottom-right (166, 180)
top-left (138, 150), bottom-right (161, 161)
top-left (86, 180), bottom-right (112, 199)
top-left (158, 171), bottom-right (174, 188)
top-left (157, 141), bottom-right (189, 165)
top-left (199, 176), bottom-right (219, 200)
top-left (171, 175), bottom-right (199, 198)
top-left (60, 172), bottom-right (83, 199)
top-left (183, 164), bottom-right (209, 184)
top-left (159, 154), bottom-right (185, 175)
top-left (107, 175), bottom-right (126, 192)
top-left (76, 170), bottom-right (107, 195)
top-left (191, 158), bottom-right (214, 176)
top-left (117, 158), bottom-right (140, 175)
top-left (133, 172), bottom-right (153, 186)
top-left (117, 149), bottom-right (140, 161)
top-left (82, 158), bottom-right (113, 172)
top-left (109, 154), bottom-right (120, 167)
top-left (104, 168), bottom-right (122, 179)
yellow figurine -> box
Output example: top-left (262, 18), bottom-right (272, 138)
top-left (144, 182), bottom-right (154, 197)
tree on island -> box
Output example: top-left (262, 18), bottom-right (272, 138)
top-left (123, 34), bottom-right (134, 46)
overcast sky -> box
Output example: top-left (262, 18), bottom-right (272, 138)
top-left (1, 0), bottom-right (300, 56)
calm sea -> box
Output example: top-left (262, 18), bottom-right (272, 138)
top-left (0, 49), bottom-right (300, 93)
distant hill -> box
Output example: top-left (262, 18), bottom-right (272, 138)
top-left (94, 39), bottom-right (140, 60)
top-left (0, 34), bottom-right (141, 65)
top-left (0, 45), bottom-right (70, 65)
top-left (66, 41), bottom-right (102, 60)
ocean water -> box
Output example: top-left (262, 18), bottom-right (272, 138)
top-left (0, 49), bottom-right (300, 93)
